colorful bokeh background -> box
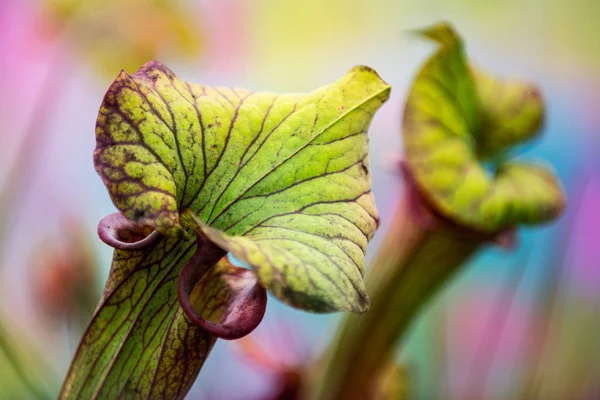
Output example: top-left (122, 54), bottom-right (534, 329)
top-left (1, 0), bottom-right (598, 398)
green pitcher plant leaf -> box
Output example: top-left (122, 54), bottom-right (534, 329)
top-left (403, 23), bottom-right (565, 232)
top-left (60, 61), bottom-right (390, 398)
top-left (60, 211), bottom-right (262, 399)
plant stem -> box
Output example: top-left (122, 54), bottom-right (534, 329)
top-left (308, 190), bottom-right (485, 399)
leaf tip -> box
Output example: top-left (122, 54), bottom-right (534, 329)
top-left (134, 60), bottom-right (178, 82)
top-left (348, 65), bottom-right (392, 99)
top-left (410, 22), bottom-right (462, 48)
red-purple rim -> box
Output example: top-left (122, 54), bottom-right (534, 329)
top-left (98, 213), bottom-right (161, 250)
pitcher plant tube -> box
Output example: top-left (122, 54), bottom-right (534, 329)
top-left (59, 61), bottom-right (390, 399)
top-left (310, 23), bottom-right (565, 400)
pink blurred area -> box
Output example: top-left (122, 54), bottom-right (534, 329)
top-left (448, 286), bottom-right (537, 398)
top-left (0, 1), bottom-right (55, 169)
top-left (567, 175), bottom-right (600, 296)
top-left (0, 0), bottom-right (598, 398)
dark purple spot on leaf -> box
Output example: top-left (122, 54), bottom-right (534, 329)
top-left (360, 161), bottom-right (368, 175)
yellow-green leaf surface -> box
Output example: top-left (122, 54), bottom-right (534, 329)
top-left (403, 23), bottom-right (564, 231)
top-left (94, 60), bottom-right (389, 311)
top-left (60, 61), bottom-right (389, 399)
top-left (60, 229), bottom-right (217, 399)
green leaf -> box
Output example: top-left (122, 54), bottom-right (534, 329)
top-left (94, 60), bottom-right (389, 311)
top-left (61, 215), bottom-right (215, 399)
top-left (473, 68), bottom-right (544, 159)
top-left (61, 212), bottom-right (267, 399)
top-left (61, 61), bottom-right (389, 399)
top-left (403, 23), bottom-right (564, 232)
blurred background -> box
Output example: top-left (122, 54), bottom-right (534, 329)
top-left (0, 0), bottom-right (598, 398)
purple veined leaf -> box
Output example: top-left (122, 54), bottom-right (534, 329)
top-left (60, 60), bottom-right (390, 399)
top-left (62, 210), bottom-right (267, 399)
